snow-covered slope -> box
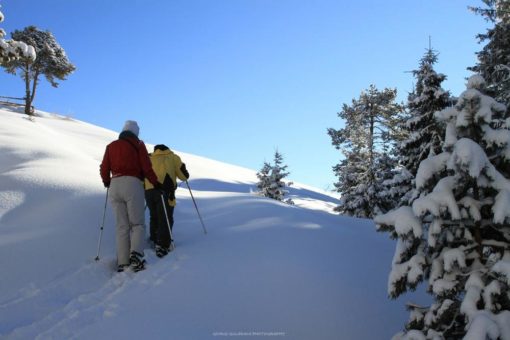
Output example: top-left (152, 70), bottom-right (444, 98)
top-left (0, 107), bottom-right (422, 339)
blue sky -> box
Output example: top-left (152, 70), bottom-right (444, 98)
top-left (0, 0), bottom-right (490, 190)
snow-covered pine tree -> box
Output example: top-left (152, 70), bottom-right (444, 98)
top-left (0, 5), bottom-right (35, 65)
top-left (375, 75), bottom-right (510, 339)
top-left (256, 161), bottom-right (272, 198)
top-left (332, 146), bottom-right (371, 216)
top-left (382, 47), bottom-right (452, 209)
top-left (403, 48), bottom-right (452, 177)
top-left (256, 151), bottom-right (294, 204)
top-left (376, 151), bottom-right (406, 212)
top-left (4, 26), bottom-right (75, 115)
top-left (469, 0), bottom-right (510, 109)
top-left (328, 85), bottom-right (404, 218)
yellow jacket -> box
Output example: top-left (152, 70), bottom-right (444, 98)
top-left (145, 148), bottom-right (188, 206)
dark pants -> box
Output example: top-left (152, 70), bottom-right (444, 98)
top-left (145, 189), bottom-right (174, 248)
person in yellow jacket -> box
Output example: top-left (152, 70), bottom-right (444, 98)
top-left (145, 144), bottom-right (189, 257)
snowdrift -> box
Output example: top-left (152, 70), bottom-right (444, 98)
top-left (0, 107), bottom-right (421, 339)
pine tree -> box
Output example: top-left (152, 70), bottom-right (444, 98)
top-left (469, 0), bottom-right (510, 109)
top-left (0, 6), bottom-right (35, 65)
top-left (375, 75), bottom-right (510, 339)
top-left (256, 151), bottom-right (294, 204)
top-left (256, 161), bottom-right (272, 198)
top-left (4, 26), bottom-right (75, 115)
top-left (332, 147), bottom-right (370, 216)
top-left (383, 48), bottom-right (452, 209)
top-left (328, 85), bottom-right (404, 218)
top-left (403, 48), bottom-right (452, 176)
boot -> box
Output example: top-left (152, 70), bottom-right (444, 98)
top-left (129, 251), bottom-right (146, 272)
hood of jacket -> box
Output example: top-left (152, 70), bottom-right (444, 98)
top-left (151, 148), bottom-right (176, 158)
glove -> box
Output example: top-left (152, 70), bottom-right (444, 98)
top-left (180, 163), bottom-right (190, 179)
top-left (103, 181), bottom-right (110, 188)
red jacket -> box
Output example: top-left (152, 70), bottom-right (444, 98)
top-left (100, 131), bottom-right (158, 186)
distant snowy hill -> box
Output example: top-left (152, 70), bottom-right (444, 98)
top-left (0, 106), bottom-right (425, 339)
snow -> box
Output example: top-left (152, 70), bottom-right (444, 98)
top-left (0, 35), bottom-right (36, 62)
top-left (484, 280), bottom-right (502, 311)
top-left (493, 189), bottom-right (510, 224)
top-left (386, 238), bottom-right (426, 296)
top-left (0, 107), bottom-right (420, 339)
top-left (482, 126), bottom-right (510, 160)
top-left (374, 206), bottom-right (422, 238)
top-left (412, 176), bottom-right (461, 219)
top-left (0, 8), bottom-right (36, 62)
top-left (415, 153), bottom-right (449, 189)
top-left (464, 311), bottom-right (500, 340)
top-left (397, 329), bottom-right (427, 340)
top-left (467, 74), bottom-right (486, 90)
top-left (492, 260), bottom-right (510, 285)
top-left (442, 247), bottom-right (466, 272)
top-left (457, 88), bottom-right (506, 126)
top-left (494, 311), bottom-right (510, 339)
top-left (458, 196), bottom-right (482, 221)
top-left (448, 138), bottom-right (489, 178)
top-left (427, 219), bottom-right (443, 248)
top-left (461, 273), bottom-right (484, 319)
top-left (431, 278), bottom-right (456, 296)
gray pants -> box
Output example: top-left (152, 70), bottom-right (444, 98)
top-left (109, 176), bottom-right (145, 265)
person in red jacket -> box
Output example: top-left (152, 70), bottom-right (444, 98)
top-left (100, 120), bottom-right (162, 272)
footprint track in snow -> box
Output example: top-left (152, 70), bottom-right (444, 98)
top-left (1, 250), bottom-right (183, 338)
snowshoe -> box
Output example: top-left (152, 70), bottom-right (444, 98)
top-left (117, 264), bottom-right (129, 272)
top-left (155, 245), bottom-right (169, 258)
top-left (130, 251), bottom-right (146, 272)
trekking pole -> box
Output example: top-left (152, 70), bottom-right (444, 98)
top-left (160, 193), bottom-right (175, 250)
top-left (185, 180), bottom-right (207, 234)
top-left (95, 188), bottom-right (109, 261)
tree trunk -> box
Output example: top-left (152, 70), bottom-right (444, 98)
top-left (23, 62), bottom-right (32, 115)
top-left (30, 71), bottom-right (39, 114)
top-left (368, 103), bottom-right (375, 181)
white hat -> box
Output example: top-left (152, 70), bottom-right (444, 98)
top-left (122, 120), bottom-right (139, 137)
